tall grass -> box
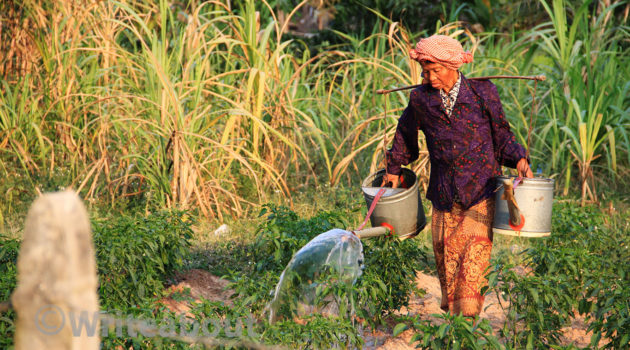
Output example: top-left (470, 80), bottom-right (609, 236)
top-left (526, 0), bottom-right (629, 203)
top-left (0, 0), bottom-right (628, 223)
top-left (1, 0), bottom-right (320, 220)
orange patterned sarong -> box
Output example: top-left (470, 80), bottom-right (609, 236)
top-left (431, 197), bottom-right (495, 316)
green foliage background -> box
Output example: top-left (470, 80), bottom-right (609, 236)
top-left (0, 0), bottom-right (628, 224)
top-left (0, 0), bottom-right (628, 348)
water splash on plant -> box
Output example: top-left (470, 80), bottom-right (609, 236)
top-left (267, 229), bottom-right (364, 323)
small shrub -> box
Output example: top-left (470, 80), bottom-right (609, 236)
top-left (188, 297), bottom-right (363, 349)
top-left (586, 279), bottom-right (630, 349)
top-left (225, 269), bottom-right (279, 315)
top-left (99, 299), bottom-right (193, 350)
top-left (395, 312), bottom-right (502, 350)
top-left (262, 314), bottom-right (363, 349)
top-left (0, 235), bottom-right (19, 350)
top-left (489, 262), bottom-right (573, 348)
top-left (356, 235), bottom-right (428, 328)
top-left (0, 235), bottom-right (19, 300)
top-left (487, 201), bottom-right (630, 348)
top-left (93, 210), bottom-right (194, 310)
top-left (251, 204), bottom-right (349, 274)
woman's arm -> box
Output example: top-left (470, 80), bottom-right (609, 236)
top-left (386, 102), bottom-right (421, 176)
top-left (382, 97), bottom-right (422, 187)
top-left (483, 82), bottom-right (529, 171)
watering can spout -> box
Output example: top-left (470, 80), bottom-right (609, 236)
top-left (352, 225), bottom-right (391, 239)
top-left (501, 178), bottom-right (525, 229)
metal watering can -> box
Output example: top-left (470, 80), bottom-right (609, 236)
top-left (355, 168), bottom-right (427, 239)
top-left (493, 176), bottom-right (555, 237)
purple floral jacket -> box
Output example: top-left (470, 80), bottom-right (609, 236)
top-left (386, 75), bottom-right (527, 211)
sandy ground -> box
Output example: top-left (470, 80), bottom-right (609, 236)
top-left (160, 269), bottom-right (598, 348)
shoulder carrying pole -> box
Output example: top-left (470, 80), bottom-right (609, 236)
top-left (376, 75), bottom-right (546, 95)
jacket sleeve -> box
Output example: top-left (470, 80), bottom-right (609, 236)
top-left (484, 82), bottom-right (528, 168)
top-left (386, 95), bottom-right (421, 175)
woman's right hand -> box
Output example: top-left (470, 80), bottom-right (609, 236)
top-left (380, 173), bottom-right (400, 188)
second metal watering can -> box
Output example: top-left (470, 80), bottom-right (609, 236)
top-left (493, 176), bottom-right (555, 237)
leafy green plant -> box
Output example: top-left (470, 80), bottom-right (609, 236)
top-left (189, 281), bottom-right (363, 348)
top-left (0, 235), bottom-right (19, 301)
top-left (489, 262), bottom-right (575, 348)
top-left (394, 312), bottom-right (503, 350)
top-left (225, 269), bottom-right (279, 315)
top-left (99, 298), bottom-right (196, 350)
top-left (93, 210), bottom-right (194, 310)
top-left (585, 276), bottom-right (630, 349)
top-left (355, 234), bottom-right (428, 328)
top-left (487, 200), bottom-right (630, 348)
top-left (251, 204), bottom-right (349, 273)
top-left (0, 235), bottom-right (19, 349)
top-left (262, 313), bottom-right (363, 349)
top-left (190, 287), bottom-right (363, 349)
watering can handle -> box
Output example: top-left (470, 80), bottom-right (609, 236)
top-left (356, 188), bottom-right (387, 231)
top-left (354, 188), bottom-right (396, 238)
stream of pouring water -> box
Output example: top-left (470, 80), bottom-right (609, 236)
top-left (267, 229), bottom-right (364, 323)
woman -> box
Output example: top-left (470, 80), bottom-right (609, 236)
top-left (382, 35), bottom-right (533, 317)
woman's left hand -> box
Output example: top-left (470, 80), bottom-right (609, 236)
top-left (517, 158), bottom-right (533, 178)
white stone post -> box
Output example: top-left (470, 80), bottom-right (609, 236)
top-left (12, 190), bottom-right (100, 350)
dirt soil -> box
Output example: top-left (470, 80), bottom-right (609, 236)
top-left (160, 269), bottom-right (598, 348)
top-left (159, 269), bottom-right (233, 316)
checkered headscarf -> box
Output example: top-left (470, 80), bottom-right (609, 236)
top-left (409, 35), bottom-right (473, 71)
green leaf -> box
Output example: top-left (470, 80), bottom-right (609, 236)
top-left (437, 323), bottom-right (448, 338)
top-left (526, 331), bottom-right (534, 350)
top-left (392, 323), bottom-right (407, 337)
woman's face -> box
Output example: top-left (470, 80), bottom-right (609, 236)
top-left (420, 61), bottom-right (459, 92)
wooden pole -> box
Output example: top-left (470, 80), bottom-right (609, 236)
top-left (376, 75), bottom-right (546, 94)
